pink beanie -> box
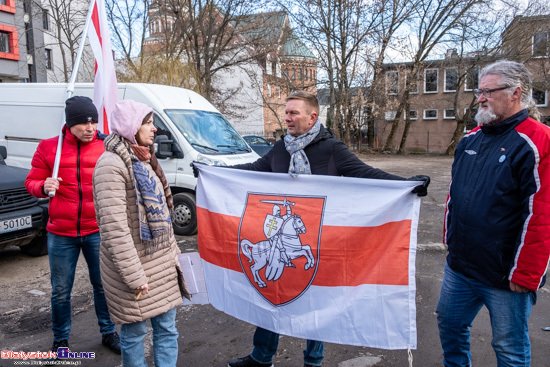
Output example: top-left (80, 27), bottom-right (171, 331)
top-left (110, 99), bottom-right (153, 144)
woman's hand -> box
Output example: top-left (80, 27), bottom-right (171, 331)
top-left (135, 278), bottom-right (150, 301)
top-left (136, 283), bottom-right (149, 295)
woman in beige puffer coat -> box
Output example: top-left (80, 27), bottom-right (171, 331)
top-left (93, 99), bottom-right (189, 367)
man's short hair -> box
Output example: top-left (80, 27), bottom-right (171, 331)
top-left (286, 91), bottom-right (319, 113)
top-left (480, 60), bottom-right (533, 109)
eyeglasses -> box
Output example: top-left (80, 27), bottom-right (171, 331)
top-left (474, 86), bottom-right (511, 99)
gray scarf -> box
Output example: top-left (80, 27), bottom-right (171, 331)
top-left (284, 120), bottom-right (321, 176)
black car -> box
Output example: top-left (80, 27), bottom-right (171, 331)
top-left (243, 135), bottom-right (274, 156)
top-left (0, 146), bottom-right (49, 256)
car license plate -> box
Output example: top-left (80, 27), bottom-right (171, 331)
top-left (0, 216), bottom-right (32, 234)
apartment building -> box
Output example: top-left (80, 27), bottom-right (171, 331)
top-left (0, 0), bottom-right (47, 82)
top-left (375, 15), bottom-right (550, 153)
top-left (0, 0), bottom-right (93, 83)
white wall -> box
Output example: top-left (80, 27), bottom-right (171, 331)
top-left (210, 51), bottom-right (264, 136)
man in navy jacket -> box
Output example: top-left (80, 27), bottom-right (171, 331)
top-left (227, 91), bottom-right (430, 367)
top-left (438, 60), bottom-right (550, 366)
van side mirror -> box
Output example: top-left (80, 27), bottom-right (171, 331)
top-left (0, 146), bottom-right (6, 160)
top-left (154, 135), bottom-right (184, 159)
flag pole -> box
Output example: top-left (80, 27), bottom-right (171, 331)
top-left (49, 0), bottom-right (97, 197)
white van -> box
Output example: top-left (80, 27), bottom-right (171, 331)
top-left (0, 83), bottom-right (260, 235)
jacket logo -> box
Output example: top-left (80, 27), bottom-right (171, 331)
top-left (465, 150), bottom-right (477, 155)
top-left (238, 193), bottom-right (325, 306)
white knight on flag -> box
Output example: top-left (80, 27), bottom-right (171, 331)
top-left (196, 165), bottom-right (421, 349)
top-left (88, 0), bottom-right (118, 134)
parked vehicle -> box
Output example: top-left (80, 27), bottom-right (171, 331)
top-left (0, 83), bottom-right (260, 235)
top-left (242, 135), bottom-right (274, 156)
top-left (0, 147), bottom-right (49, 256)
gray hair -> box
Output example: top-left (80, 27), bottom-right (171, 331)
top-left (480, 60), bottom-right (540, 121)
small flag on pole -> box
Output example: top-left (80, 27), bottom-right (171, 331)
top-left (88, 0), bottom-right (118, 134)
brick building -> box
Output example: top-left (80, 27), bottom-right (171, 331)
top-left (375, 15), bottom-right (549, 153)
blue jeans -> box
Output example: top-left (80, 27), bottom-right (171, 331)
top-left (250, 327), bottom-right (324, 366)
top-left (48, 232), bottom-right (115, 341)
top-left (436, 264), bottom-right (535, 367)
top-left (120, 307), bottom-right (178, 367)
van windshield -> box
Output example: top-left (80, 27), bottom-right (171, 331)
top-left (164, 109), bottom-right (251, 155)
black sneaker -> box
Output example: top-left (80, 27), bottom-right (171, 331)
top-left (102, 331), bottom-right (121, 354)
top-left (228, 355), bottom-right (274, 367)
top-left (44, 340), bottom-right (69, 366)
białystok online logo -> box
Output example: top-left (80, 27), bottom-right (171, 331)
top-left (2, 347), bottom-right (95, 361)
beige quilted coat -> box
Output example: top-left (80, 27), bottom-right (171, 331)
top-left (93, 151), bottom-right (183, 324)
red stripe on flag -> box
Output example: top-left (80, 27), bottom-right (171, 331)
top-left (102, 108), bottom-right (110, 134)
top-left (91, 4), bottom-right (102, 44)
top-left (198, 207), bottom-right (242, 272)
top-left (198, 207), bottom-right (411, 286)
top-left (314, 221), bottom-right (410, 286)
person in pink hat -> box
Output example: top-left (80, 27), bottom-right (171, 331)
top-left (93, 99), bottom-right (190, 367)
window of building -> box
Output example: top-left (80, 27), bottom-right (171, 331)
top-left (405, 73), bottom-right (419, 94)
top-left (406, 110), bottom-right (418, 120)
top-left (24, 23), bottom-right (30, 52)
top-left (385, 110), bottom-right (397, 121)
top-left (0, 25), bottom-right (18, 60)
top-left (27, 64), bottom-right (33, 82)
top-left (532, 88), bottom-right (548, 107)
top-left (298, 68), bottom-right (302, 80)
top-left (533, 32), bottom-right (549, 57)
top-left (423, 109), bottom-right (438, 120)
top-left (291, 69), bottom-right (295, 80)
top-left (0, 32), bottom-right (9, 53)
top-left (424, 69), bottom-right (438, 93)
top-left (0, 0), bottom-right (16, 13)
top-left (465, 66), bottom-right (479, 91)
top-left (386, 70), bottom-right (399, 95)
top-left (272, 61), bottom-right (276, 76)
top-left (45, 48), bottom-right (52, 69)
top-left (267, 84), bottom-right (272, 97)
top-left (464, 107), bottom-right (478, 133)
top-left (277, 86), bottom-right (281, 99)
top-left (283, 69), bottom-right (288, 78)
top-left (444, 108), bottom-right (456, 119)
top-left (444, 68), bottom-right (458, 92)
top-left (42, 9), bottom-right (49, 30)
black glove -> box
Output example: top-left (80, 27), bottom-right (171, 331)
top-left (191, 161), bottom-right (206, 178)
top-left (406, 175), bottom-right (430, 197)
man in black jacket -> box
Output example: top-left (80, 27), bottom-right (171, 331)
top-left (227, 91), bottom-right (430, 367)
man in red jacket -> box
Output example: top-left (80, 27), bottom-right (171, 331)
top-left (25, 96), bottom-right (120, 358)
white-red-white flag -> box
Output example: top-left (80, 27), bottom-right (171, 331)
top-left (196, 166), bottom-right (420, 349)
top-left (88, 0), bottom-right (118, 134)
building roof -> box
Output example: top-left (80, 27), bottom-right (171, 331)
top-left (236, 11), bottom-right (316, 60)
top-left (235, 11), bottom-right (287, 46)
top-left (280, 29), bottom-right (317, 59)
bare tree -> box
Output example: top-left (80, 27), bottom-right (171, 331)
top-left (279, 0), bottom-right (382, 146)
top-left (160, 0), bottom-right (268, 101)
top-left (37, 0), bottom-right (95, 82)
top-left (364, 0), bottom-right (418, 150)
top-left (381, 0), bottom-right (487, 153)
